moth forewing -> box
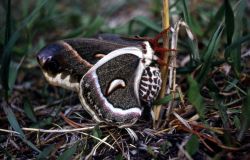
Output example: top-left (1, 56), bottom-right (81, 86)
top-left (36, 38), bottom-right (143, 92)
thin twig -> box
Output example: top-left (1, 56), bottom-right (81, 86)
top-left (21, 126), bottom-right (108, 133)
top-left (0, 128), bottom-right (20, 134)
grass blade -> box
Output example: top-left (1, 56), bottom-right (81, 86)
top-left (203, 3), bottom-right (225, 37)
top-left (57, 143), bottom-right (78, 160)
top-left (224, 0), bottom-right (234, 45)
top-left (92, 125), bottom-right (103, 143)
top-left (3, 105), bottom-right (25, 137)
top-left (181, 0), bottom-right (191, 29)
top-left (196, 25), bottom-right (224, 83)
top-left (213, 92), bottom-right (232, 145)
top-left (185, 134), bottom-right (199, 156)
top-left (225, 34), bottom-right (250, 52)
top-left (153, 93), bottom-right (180, 105)
top-left (0, 0), bottom-right (48, 98)
top-left (4, 0), bottom-right (11, 46)
top-left (3, 104), bottom-right (41, 152)
top-left (225, 0), bottom-right (247, 76)
top-left (181, 0), bottom-right (202, 36)
top-left (237, 88), bottom-right (250, 141)
top-left (37, 144), bottom-right (56, 159)
top-left (1, 0), bottom-right (12, 98)
top-left (187, 76), bottom-right (205, 120)
top-left (8, 58), bottom-right (24, 95)
top-left (24, 98), bottom-right (37, 123)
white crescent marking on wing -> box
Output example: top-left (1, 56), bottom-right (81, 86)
top-left (106, 79), bottom-right (126, 96)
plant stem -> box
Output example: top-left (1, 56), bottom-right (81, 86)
top-left (153, 0), bottom-right (170, 126)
